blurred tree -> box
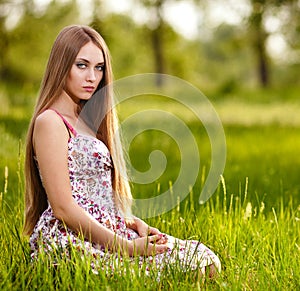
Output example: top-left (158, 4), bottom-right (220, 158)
top-left (277, 1), bottom-right (300, 85)
top-left (191, 0), bottom-right (255, 91)
top-left (0, 0), bottom-right (9, 81)
top-left (1, 0), bottom-right (79, 101)
top-left (89, 0), bottom-right (105, 35)
top-left (200, 23), bottom-right (255, 93)
top-left (134, 0), bottom-right (194, 86)
top-left (90, 0), bottom-right (195, 84)
top-left (248, 0), bottom-right (298, 87)
top-left (249, 0), bottom-right (270, 87)
top-left (91, 12), bottom-right (154, 79)
top-left (139, 0), bottom-right (166, 86)
top-left (2, 0), bottom-right (299, 98)
top-left (192, 0), bottom-right (300, 88)
top-left (279, 1), bottom-right (300, 55)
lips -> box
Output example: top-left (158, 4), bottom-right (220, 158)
top-left (83, 86), bottom-right (95, 92)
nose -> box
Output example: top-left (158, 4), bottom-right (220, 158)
top-left (87, 69), bottom-right (96, 82)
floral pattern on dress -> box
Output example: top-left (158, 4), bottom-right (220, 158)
top-left (29, 133), bottom-right (221, 276)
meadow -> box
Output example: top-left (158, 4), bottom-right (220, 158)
top-left (0, 89), bottom-right (299, 290)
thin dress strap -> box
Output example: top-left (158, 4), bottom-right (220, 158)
top-left (48, 108), bottom-right (77, 137)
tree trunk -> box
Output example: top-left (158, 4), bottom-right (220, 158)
top-left (148, 0), bottom-right (165, 87)
top-left (151, 23), bottom-right (165, 87)
top-left (250, 1), bottom-right (270, 87)
top-left (256, 29), bottom-right (269, 87)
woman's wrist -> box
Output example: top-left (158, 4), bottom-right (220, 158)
top-left (113, 236), bottom-right (133, 256)
top-left (126, 240), bottom-right (134, 256)
top-left (126, 216), bottom-right (141, 232)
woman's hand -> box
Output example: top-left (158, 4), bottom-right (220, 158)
top-left (129, 217), bottom-right (168, 245)
top-left (135, 217), bottom-right (159, 237)
top-left (128, 234), bottom-right (168, 256)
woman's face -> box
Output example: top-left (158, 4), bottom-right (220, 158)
top-left (65, 41), bottom-right (104, 102)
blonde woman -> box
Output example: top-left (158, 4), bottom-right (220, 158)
top-left (23, 25), bottom-right (221, 278)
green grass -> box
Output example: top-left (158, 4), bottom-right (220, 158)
top-left (0, 92), bottom-right (300, 290)
top-left (1, 170), bottom-right (299, 290)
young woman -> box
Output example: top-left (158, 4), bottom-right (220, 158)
top-left (23, 24), bottom-right (221, 278)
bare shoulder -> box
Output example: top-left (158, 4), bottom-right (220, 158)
top-left (35, 109), bottom-right (62, 130)
top-left (33, 109), bottom-right (69, 144)
top-left (35, 109), bottom-right (66, 134)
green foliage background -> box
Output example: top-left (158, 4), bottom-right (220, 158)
top-left (0, 0), bottom-right (300, 289)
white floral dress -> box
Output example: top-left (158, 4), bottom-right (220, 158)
top-left (29, 109), bottom-right (221, 276)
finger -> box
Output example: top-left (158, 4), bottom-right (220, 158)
top-left (147, 234), bottom-right (161, 243)
top-left (139, 231), bottom-right (148, 237)
top-left (145, 241), bottom-right (168, 256)
top-left (139, 226), bottom-right (151, 237)
top-left (156, 237), bottom-right (168, 245)
top-left (153, 244), bottom-right (168, 254)
top-left (148, 234), bottom-right (168, 245)
top-left (160, 234), bottom-right (168, 243)
top-left (149, 227), bottom-right (160, 235)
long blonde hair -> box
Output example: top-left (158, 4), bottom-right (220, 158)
top-left (23, 25), bottom-right (132, 236)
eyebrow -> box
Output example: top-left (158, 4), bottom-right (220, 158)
top-left (76, 58), bottom-right (105, 65)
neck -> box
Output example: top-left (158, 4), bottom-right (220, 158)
top-left (52, 91), bottom-right (96, 137)
top-left (51, 90), bottom-right (80, 118)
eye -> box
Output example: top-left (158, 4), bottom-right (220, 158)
top-left (95, 64), bottom-right (105, 71)
top-left (75, 63), bottom-right (87, 69)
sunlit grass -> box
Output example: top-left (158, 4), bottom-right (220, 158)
top-left (116, 91), bottom-right (300, 127)
top-left (1, 167), bottom-right (299, 290)
top-left (1, 92), bottom-right (300, 289)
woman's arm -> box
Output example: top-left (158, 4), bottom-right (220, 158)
top-left (33, 110), bottom-right (167, 256)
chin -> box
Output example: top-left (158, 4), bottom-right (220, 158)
top-left (79, 95), bottom-right (93, 101)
